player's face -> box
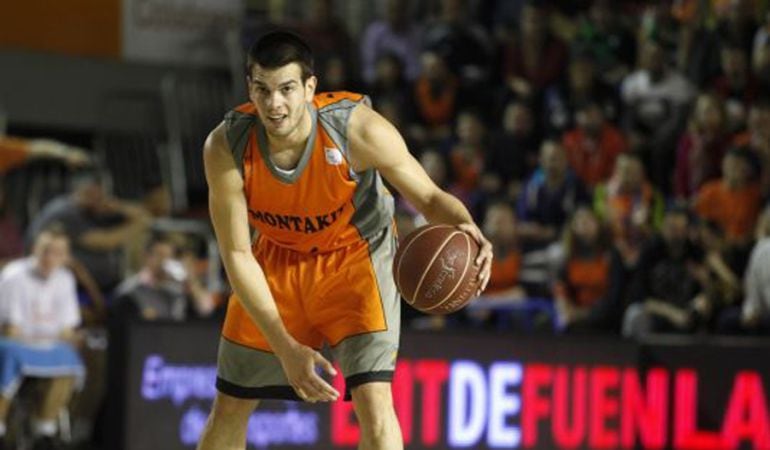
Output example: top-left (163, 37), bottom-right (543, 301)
top-left (249, 63), bottom-right (317, 138)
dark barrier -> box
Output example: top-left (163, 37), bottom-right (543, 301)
top-left (115, 321), bottom-right (770, 450)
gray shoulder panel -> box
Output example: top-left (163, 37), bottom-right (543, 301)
top-left (317, 96), bottom-right (371, 161)
top-left (223, 109), bottom-right (256, 176)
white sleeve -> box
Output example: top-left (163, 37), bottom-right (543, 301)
top-left (0, 276), bottom-right (27, 327)
top-left (742, 246), bottom-right (766, 321)
top-left (60, 271), bottom-right (81, 329)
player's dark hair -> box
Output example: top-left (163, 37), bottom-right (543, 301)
top-left (246, 31), bottom-right (314, 81)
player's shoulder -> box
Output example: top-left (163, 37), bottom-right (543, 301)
top-left (313, 91), bottom-right (369, 110)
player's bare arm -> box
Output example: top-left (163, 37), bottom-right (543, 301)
top-left (347, 104), bottom-right (493, 293)
top-left (203, 123), bottom-right (339, 402)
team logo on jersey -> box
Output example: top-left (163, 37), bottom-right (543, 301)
top-left (324, 147), bottom-right (344, 165)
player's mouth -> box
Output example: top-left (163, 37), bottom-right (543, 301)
top-left (267, 114), bottom-right (288, 127)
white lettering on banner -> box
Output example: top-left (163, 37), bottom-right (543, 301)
top-left (488, 362), bottom-right (523, 448)
top-left (449, 361), bottom-right (488, 447)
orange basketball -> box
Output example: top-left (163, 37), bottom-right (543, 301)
top-left (393, 224), bottom-right (481, 314)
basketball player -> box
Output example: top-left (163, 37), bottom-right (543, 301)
top-left (198, 31), bottom-right (492, 450)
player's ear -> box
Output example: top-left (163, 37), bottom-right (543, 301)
top-left (304, 75), bottom-right (317, 101)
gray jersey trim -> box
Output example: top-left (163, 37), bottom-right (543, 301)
top-left (256, 105), bottom-right (318, 184)
top-left (223, 109), bottom-right (255, 176)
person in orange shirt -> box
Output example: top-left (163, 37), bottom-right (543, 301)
top-left (694, 147), bottom-right (762, 245)
top-left (482, 201), bottom-right (524, 298)
top-left (562, 100), bottom-right (627, 189)
top-left (594, 152), bottom-right (665, 268)
top-left (553, 207), bottom-right (625, 333)
top-left (198, 32), bottom-right (492, 450)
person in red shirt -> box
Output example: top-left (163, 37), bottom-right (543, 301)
top-left (694, 147), bottom-right (762, 245)
top-left (562, 100), bottom-right (627, 189)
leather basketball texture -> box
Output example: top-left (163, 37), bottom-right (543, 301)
top-left (393, 224), bottom-right (481, 314)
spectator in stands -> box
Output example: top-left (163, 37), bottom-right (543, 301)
top-left (543, 50), bottom-right (620, 135)
top-left (517, 140), bottom-right (589, 250)
top-left (463, 200), bottom-right (525, 329)
top-left (486, 100), bottom-right (541, 196)
top-left (26, 170), bottom-right (152, 303)
top-left (674, 93), bottom-right (730, 199)
top-left (482, 200), bottom-right (525, 299)
top-left (732, 100), bottom-right (770, 193)
top-left (0, 227), bottom-right (84, 450)
top-left (554, 207), bottom-right (625, 333)
top-left (500, 1), bottom-right (568, 100)
top-left (367, 54), bottom-right (411, 121)
top-left (594, 152), bottom-right (664, 268)
top-left (412, 50), bottom-right (459, 144)
top-left (360, 0), bottom-right (421, 84)
top-left (622, 207), bottom-right (710, 338)
top-left (562, 100), bottom-right (627, 189)
top-left (711, 40), bottom-right (758, 132)
top-left (572, 0), bottom-right (636, 85)
top-left (737, 208), bottom-right (770, 334)
top-left (694, 147), bottom-right (761, 246)
top-left (621, 36), bottom-right (696, 194)
top-left (422, 0), bottom-right (493, 84)
top-left (446, 110), bottom-right (488, 192)
top-left (113, 234), bottom-right (215, 321)
top-left (291, 0), bottom-right (353, 68)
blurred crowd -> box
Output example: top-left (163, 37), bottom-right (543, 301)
top-left (262, 0), bottom-right (770, 337)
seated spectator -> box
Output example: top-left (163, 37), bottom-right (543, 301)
top-left (486, 100), bottom-right (541, 195)
top-left (500, 1), bottom-right (568, 100)
top-left (517, 140), bottom-right (589, 249)
top-left (554, 207), bottom-right (625, 333)
top-left (421, 0), bottom-right (493, 84)
top-left (0, 227), bottom-right (85, 450)
top-left (482, 201), bottom-right (525, 299)
top-left (368, 54), bottom-right (412, 121)
top-left (622, 207), bottom-right (711, 338)
top-left (711, 40), bottom-right (758, 132)
top-left (674, 93), bottom-right (730, 199)
top-left (571, 0), bottom-right (636, 85)
top-left (446, 110), bottom-right (493, 200)
top-left (360, 0), bottom-right (421, 84)
top-left (562, 100), bottom-right (627, 189)
top-left (411, 50), bottom-right (459, 144)
top-left (732, 100), bottom-right (770, 193)
top-left (694, 147), bottom-right (761, 246)
top-left (544, 50), bottom-right (621, 135)
top-left (737, 208), bottom-right (770, 334)
top-left (26, 170), bottom-right (152, 306)
top-left (113, 234), bottom-right (215, 321)
top-left (594, 152), bottom-right (664, 268)
top-left (621, 37), bottom-right (696, 194)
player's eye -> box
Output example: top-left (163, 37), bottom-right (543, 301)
top-left (282, 86), bottom-right (294, 94)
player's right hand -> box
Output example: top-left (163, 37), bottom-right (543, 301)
top-left (277, 341), bottom-right (340, 403)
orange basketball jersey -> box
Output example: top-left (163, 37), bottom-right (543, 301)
top-left (223, 92), bottom-right (394, 254)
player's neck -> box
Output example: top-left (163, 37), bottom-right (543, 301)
top-left (265, 105), bottom-right (313, 153)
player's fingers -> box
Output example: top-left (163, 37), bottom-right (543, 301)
top-left (309, 374), bottom-right (340, 401)
top-left (313, 352), bottom-right (338, 377)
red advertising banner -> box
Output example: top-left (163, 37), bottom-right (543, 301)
top-left (116, 322), bottom-right (770, 450)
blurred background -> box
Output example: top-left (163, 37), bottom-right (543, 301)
top-left (2, 0), bottom-right (770, 449)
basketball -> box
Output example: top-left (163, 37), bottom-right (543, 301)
top-left (393, 224), bottom-right (482, 314)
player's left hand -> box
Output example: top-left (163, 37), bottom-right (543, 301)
top-left (457, 223), bottom-right (492, 296)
